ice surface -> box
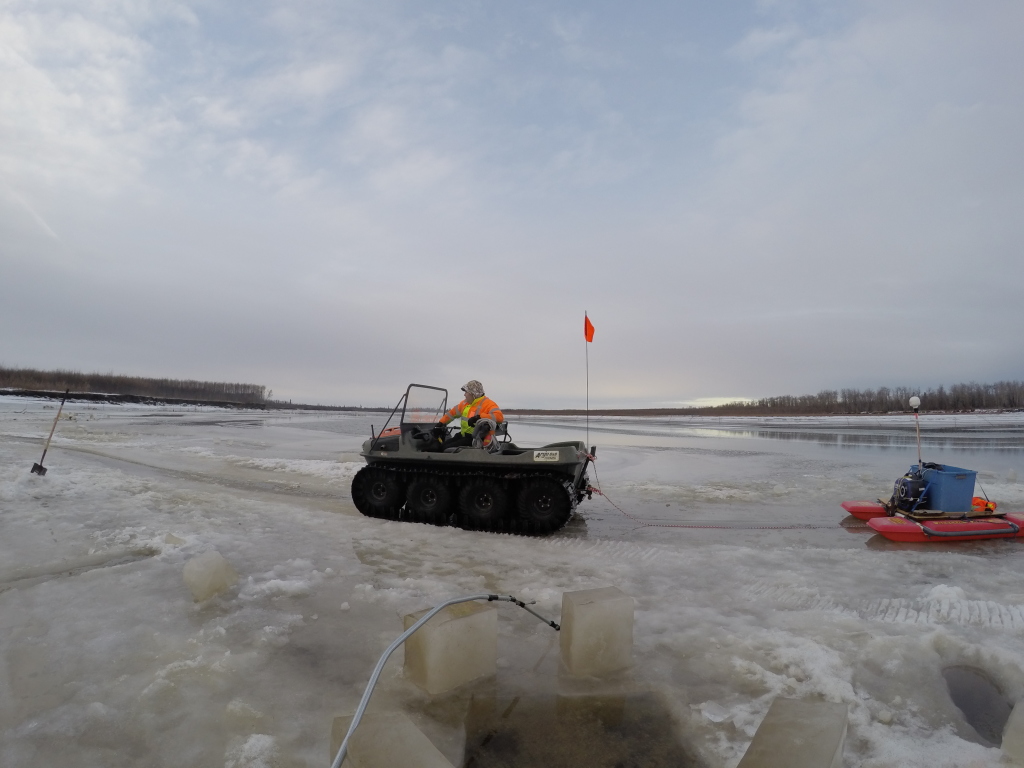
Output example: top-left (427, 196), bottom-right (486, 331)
top-left (403, 601), bottom-right (497, 694)
top-left (560, 586), bottom-right (634, 677)
top-left (183, 550), bottom-right (239, 602)
top-left (736, 697), bottom-right (848, 768)
top-left (330, 712), bottom-right (454, 768)
top-left (2, 397), bottom-right (1024, 766)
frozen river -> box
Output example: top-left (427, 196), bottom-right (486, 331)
top-left (2, 396), bottom-right (1024, 767)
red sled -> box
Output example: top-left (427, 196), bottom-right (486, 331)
top-left (841, 497), bottom-right (999, 522)
top-left (867, 513), bottom-right (1024, 543)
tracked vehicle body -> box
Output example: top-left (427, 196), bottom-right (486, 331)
top-left (351, 384), bottom-right (594, 534)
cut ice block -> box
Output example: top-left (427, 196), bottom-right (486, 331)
top-left (183, 550), bottom-right (238, 602)
top-left (403, 601), bottom-right (497, 694)
top-left (737, 698), bottom-right (848, 768)
top-left (560, 586), bottom-right (634, 677)
top-left (331, 712), bottom-right (454, 768)
top-left (1004, 701), bottom-right (1024, 764)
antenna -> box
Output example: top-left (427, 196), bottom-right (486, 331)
top-left (909, 396), bottom-right (922, 470)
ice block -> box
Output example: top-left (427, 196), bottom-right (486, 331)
top-left (560, 586), bottom-right (634, 677)
top-left (1003, 701), bottom-right (1024, 764)
top-left (403, 601), bottom-right (497, 694)
top-left (737, 697), bottom-right (848, 768)
top-left (330, 712), bottom-right (453, 768)
top-left (182, 550), bottom-right (238, 602)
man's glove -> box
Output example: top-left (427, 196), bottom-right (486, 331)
top-left (467, 416), bottom-right (480, 427)
top-left (432, 422), bottom-right (447, 438)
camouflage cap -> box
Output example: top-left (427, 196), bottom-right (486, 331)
top-left (461, 380), bottom-right (484, 398)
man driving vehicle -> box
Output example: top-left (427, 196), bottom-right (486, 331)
top-left (429, 380), bottom-right (504, 450)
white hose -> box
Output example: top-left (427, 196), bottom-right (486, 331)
top-left (329, 593), bottom-right (559, 768)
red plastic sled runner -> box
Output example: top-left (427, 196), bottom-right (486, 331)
top-left (867, 513), bottom-right (1024, 543)
top-left (841, 501), bottom-right (888, 520)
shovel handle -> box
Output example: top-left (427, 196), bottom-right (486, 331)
top-left (39, 389), bottom-right (70, 460)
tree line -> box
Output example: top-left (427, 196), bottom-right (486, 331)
top-left (733, 381), bottom-right (1024, 415)
top-left (508, 380), bottom-right (1024, 416)
top-left (0, 366), bottom-right (266, 404)
top-left (4, 365), bottom-right (1021, 414)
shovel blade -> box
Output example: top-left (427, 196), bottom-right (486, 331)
top-left (30, 463), bottom-right (47, 476)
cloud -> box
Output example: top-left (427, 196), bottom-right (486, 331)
top-left (728, 24), bottom-right (801, 59)
top-left (0, 8), bottom-right (148, 194)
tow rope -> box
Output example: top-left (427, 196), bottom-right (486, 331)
top-left (585, 464), bottom-right (869, 531)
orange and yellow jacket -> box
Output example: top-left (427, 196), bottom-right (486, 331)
top-left (440, 396), bottom-right (504, 435)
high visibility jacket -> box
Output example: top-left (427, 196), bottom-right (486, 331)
top-left (440, 396), bottom-right (504, 435)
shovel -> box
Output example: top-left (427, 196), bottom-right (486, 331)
top-left (31, 388), bottom-right (70, 476)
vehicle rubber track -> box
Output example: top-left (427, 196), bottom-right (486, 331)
top-left (351, 462), bottom-right (583, 536)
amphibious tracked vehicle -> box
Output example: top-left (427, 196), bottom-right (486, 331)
top-left (350, 384), bottom-right (594, 534)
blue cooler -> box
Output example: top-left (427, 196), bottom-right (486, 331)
top-left (921, 464), bottom-right (977, 512)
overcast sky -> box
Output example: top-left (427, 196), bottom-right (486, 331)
top-left (2, 1), bottom-right (1022, 408)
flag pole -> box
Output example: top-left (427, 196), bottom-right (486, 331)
top-left (585, 312), bottom-right (589, 448)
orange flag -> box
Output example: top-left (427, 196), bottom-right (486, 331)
top-left (584, 313), bottom-right (595, 342)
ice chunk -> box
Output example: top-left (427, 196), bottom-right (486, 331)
top-left (330, 712), bottom-right (454, 768)
top-left (224, 699), bottom-right (269, 731)
top-left (701, 701), bottom-right (732, 723)
top-left (560, 586), bottom-right (634, 677)
top-left (1004, 701), bottom-right (1024, 764)
top-left (737, 698), bottom-right (848, 768)
top-left (225, 733), bottom-right (279, 768)
top-left (182, 550), bottom-right (238, 602)
top-left (403, 601), bottom-right (497, 695)
top-left (924, 584), bottom-right (965, 601)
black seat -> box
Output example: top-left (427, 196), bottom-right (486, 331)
top-left (402, 423), bottom-right (435, 451)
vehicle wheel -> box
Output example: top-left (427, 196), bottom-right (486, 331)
top-left (406, 475), bottom-right (451, 525)
top-left (351, 466), bottom-right (405, 519)
top-left (458, 479), bottom-right (508, 530)
top-left (518, 477), bottom-right (572, 534)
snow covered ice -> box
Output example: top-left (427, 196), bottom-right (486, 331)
top-left (2, 397), bottom-right (1024, 767)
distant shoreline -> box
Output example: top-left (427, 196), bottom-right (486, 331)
top-left (0, 388), bottom-right (384, 412)
top-left (5, 366), bottom-right (1021, 416)
top-left (505, 408), bottom-right (1024, 417)
top-left (3, 388), bottom-right (1021, 417)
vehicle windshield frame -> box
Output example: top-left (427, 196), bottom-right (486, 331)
top-left (400, 384), bottom-right (448, 426)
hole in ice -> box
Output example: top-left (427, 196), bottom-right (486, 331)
top-left (942, 665), bottom-right (1011, 746)
top-left (458, 692), bottom-right (695, 767)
